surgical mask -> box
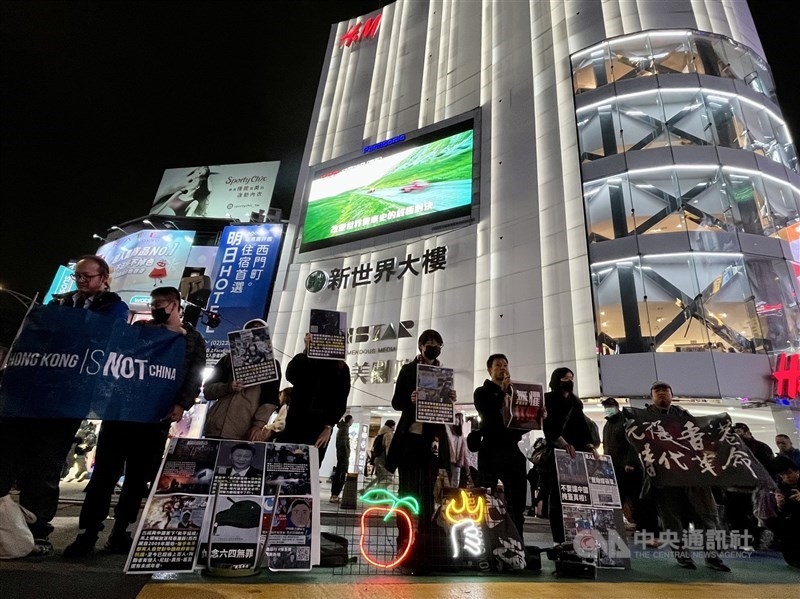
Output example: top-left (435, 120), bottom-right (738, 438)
top-left (604, 407), bottom-right (618, 418)
top-left (424, 346), bottom-right (441, 360)
top-left (560, 380), bottom-right (574, 393)
top-left (151, 307), bottom-right (170, 324)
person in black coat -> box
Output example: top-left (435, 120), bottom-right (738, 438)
top-left (276, 334), bottom-right (351, 467)
top-left (542, 366), bottom-right (596, 543)
top-left (385, 329), bottom-right (455, 573)
top-left (473, 353), bottom-right (527, 535)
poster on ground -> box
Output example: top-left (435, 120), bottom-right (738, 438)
top-left (415, 363), bottom-right (455, 424)
top-left (555, 449), bottom-right (629, 570)
top-left (125, 439), bottom-right (319, 574)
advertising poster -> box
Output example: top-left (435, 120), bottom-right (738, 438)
top-left (126, 439), bottom-right (319, 574)
top-left (228, 326), bottom-right (277, 386)
top-left (556, 449), bottom-right (629, 570)
top-left (203, 225), bottom-right (284, 366)
top-left (307, 309), bottom-right (347, 360)
top-left (43, 264), bottom-right (76, 304)
top-left (415, 363), bottom-right (455, 424)
top-left (503, 381), bottom-right (544, 431)
top-left (150, 161), bottom-right (280, 221)
top-left (96, 230), bottom-right (196, 307)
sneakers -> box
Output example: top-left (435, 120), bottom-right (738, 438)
top-left (63, 532), bottom-right (99, 558)
top-left (705, 556), bottom-right (731, 572)
top-left (105, 531), bottom-right (133, 554)
top-left (676, 555), bottom-right (697, 569)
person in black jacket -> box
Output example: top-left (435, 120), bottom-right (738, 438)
top-left (65, 286), bottom-right (205, 558)
top-left (543, 366), bottom-right (596, 543)
top-left (276, 333), bottom-right (350, 467)
top-left (385, 329), bottom-right (455, 574)
top-left (473, 353), bottom-right (527, 535)
top-left (0, 255), bottom-right (128, 556)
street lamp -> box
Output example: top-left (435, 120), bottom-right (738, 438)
top-left (92, 233), bottom-right (108, 242)
top-left (0, 286), bottom-right (38, 309)
top-left (142, 219), bottom-right (158, 229)
top-left (110, 225), bottom-right (127, 234)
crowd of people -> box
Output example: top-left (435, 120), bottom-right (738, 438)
top-left (1, 265), bottom-right (798, 575)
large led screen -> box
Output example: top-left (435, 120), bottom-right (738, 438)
top-left (300, 120), bottom-right (475, 252)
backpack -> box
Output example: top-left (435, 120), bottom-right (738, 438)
top-left (371, 433), bottom-right (386, 460)
top-left (319, 532), bottom-right (349, 567)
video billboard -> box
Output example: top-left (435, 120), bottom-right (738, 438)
top-left (150, 161), bottom-right (280, 221)
top-left (300, 118), bottom-right (476, 252)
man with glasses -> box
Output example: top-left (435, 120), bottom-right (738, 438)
top-left (65, 286), bottom-right (205, 557)
top-left (0, 255), bottom-right (128, 556)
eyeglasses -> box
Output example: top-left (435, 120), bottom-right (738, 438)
top-left (71, 273), bottom-right (103, 281)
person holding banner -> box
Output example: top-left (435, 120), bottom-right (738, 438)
top-left (0, 255), bottom-right (128, 556)
top-left (473, 354), bottom-right (527, 535)
top-left (644, 381), bottom-right (731, 572)
top-left (203, 318), bottom-right (282, 441)
top-left (64, 286), bottom-right (206, 558)
top-left (542, 367), bottom-right (597, 544)
top-left (385, 329), bottom-right (456, 575)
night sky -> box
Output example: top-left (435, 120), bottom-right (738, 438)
top-left (1, 1), bottom-right (798, 341)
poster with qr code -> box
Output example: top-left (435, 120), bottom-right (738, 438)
top-left (307, 309), bottom-right (347, 360)
top-left (228, 325), bottom-right (278, 386)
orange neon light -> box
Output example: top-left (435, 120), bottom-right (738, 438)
top-left (359, 506), bottom-right (415, 569)
top-left (444, 489), bottom-right (485, 524)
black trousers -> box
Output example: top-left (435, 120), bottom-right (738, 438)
top-left (0, 418), bottom-right (81, 539)
top-left (396, 433), bottom-right (441, 567)
top-left (477, 447), bottom-right (527, 536)
top-left (331, 446), bottom-right (350, 496)
top-left (78, 421), bottom-right (168, 532)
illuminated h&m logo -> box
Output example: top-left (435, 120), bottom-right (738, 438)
top-left (773, 352), bottom-right (800, 398)
top-left (339, 14), bottom-right (381, 48)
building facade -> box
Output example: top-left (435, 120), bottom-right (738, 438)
top-left (269, 0), bottom-right (799, 444)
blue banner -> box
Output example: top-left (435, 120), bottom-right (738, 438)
top-left (0, 305), bottom-right (186, 422)
top-left (43, 265), bottom-right (77, 304)
top-left (202, 225), bottom-right (283, 365)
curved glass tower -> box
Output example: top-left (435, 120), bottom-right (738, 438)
top-left (572, 29), bottom-right (799, 398)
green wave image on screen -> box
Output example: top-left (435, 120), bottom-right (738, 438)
top-left (303, 130), bottom-right (473, 244)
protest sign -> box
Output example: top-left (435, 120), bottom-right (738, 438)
top-left (228, 325), bottom-right (278, 386)
top-left (415, 363), bottom-right (455, 424)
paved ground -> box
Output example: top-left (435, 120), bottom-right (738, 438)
top-left (1, 481), bottom-right (798, 599)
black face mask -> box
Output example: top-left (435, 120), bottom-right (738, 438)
top-left (151, 307), bottom-right (170, 324)
top-left (423, 346), bottom-right (441, 360)
top-left (560, 380), bottom-right (574, 394)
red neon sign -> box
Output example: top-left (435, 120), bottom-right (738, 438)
top-left (339, 14), bottom-right (382, 48)
top-left (773, 352), bottom-right (800, 398)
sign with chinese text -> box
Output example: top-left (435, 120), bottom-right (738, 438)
top-left (415, 364), bottom-right (455, 424)
top-left (126, 438), bottom-right (319, 573)
top-left (304, 246), bottom-right (447, 293)
top-left (96, 230), bottom-right (196, 306)
top-left (203, 225), bottom-right (283, 366)
top-left (228, 325), bottom-right (278, 386)
top-left (623, 408), bottom-right (772, 487)
top-left (503, 381), bottom-right (544, 431)
top-left (308, 309), bottom-right (347, 360)
top-left (150, 161), bottom-right (280, 222)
